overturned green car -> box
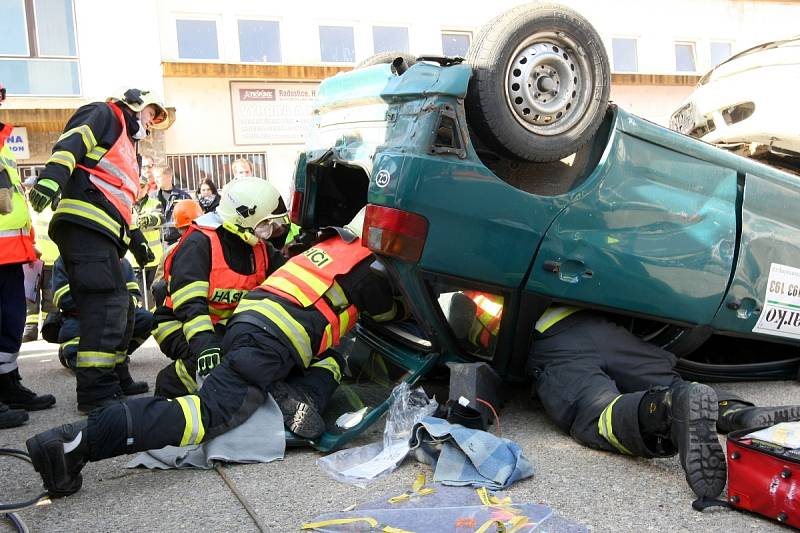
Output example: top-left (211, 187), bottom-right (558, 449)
top-left (288, 3), bottom-right (800, 450)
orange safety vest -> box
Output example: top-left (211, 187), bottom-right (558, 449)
top-left (463, 290), bottom-right (504, 349)
top-left (0, 123), bottom-right (37, 265)
top-left (164, 224), bottom-right (269, 325)
top-left (76, 103), bottom-right (138, 225)
top-left (260, 235), bottom-right (372, 354)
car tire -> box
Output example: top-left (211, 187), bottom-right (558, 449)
top-left (465, 3), bottom-right (610, 162)
top-left (355, 52), bottom-right (417, 75)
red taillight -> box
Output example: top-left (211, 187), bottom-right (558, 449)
top-left (364, 205), bottom-right (428, 262)
top-left (289, 191), bottom-right (303, 225)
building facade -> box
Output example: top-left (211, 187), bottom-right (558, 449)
top-left (2, 0), bottom-right (799, 199)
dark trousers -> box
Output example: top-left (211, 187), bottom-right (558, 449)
top-left (154, 322), bottom-right (226, 399)
top-left (25, 265), bottom-right (55, 326)
top-left (528, 312), bottom-right (686, 458)
top-left (88, 322), bottom-right (297, 460)
top-left (0, 263), bottom-right (25, 374)
top-left (52, 224), bottom-right (132, 403)
top-left (59, 308), bottom-right (153, 369)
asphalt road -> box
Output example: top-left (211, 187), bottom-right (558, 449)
top-left (2, 338), bottom-right (798, 532)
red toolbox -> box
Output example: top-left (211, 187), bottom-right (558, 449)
top-left (726, 427), bottom-right (800, 528)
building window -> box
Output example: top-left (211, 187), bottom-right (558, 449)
top-left (319, 26), bottom-right (355, 63)
top-left (238, 20), bottom-right (281, 63)
top-left (176, 19), bottom-right (219, 60)
top-left (611, 38), bottom-right (638, 72)
top-left (675, 42), bottom-right (696, 72)
top-left (710, 41), bottom-right (732, 67)
top-left (373, 26), bottom-right (409, 54)
top-left (441, 32), bottom-right (471, 57)
top-left (0, 0), bottom-right (80, 96)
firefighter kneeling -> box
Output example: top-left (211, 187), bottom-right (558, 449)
top-left (26, 207), bottom-right (405, 497)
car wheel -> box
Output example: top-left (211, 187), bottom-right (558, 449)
top-left (355, 52), bottom-right (417, 75)
top-left (465, 3), bottom-right (610, 162)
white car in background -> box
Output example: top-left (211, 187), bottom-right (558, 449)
top-left (670, 37), bottom-right (800, 171)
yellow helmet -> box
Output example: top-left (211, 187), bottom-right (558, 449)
top-left (108, 88), bottom-right (172, 130)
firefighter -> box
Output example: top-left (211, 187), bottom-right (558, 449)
top-left (151, 177), bottom-right (287, 398)
top-left (22, 180), bottom-right (59, 343)
top-left (527, 305), bottom-right (800, 499)
top-left (52, 255), bottom-right (152, 397)
top-left (26, 206), bottom-right (406, 497)
top-left (127, 173), bottom-right (164, 309)
top-left (0, 82), bottom-right (56, 428)
top-left (28, 88), bottom-right (171, 412)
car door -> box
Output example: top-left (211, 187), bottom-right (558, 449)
top-left (528, 119), bottom-right (738, 325)
top-left (711, 169), bottom-right (800, 340)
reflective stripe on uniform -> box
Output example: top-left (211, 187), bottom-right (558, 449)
top-left (152, 320), bottom-right (182, 344)
top-left (263, 275), bottom-right (313, 306)
top-left (126, 281), bottom-right (139, 292)
top-left (174, 359), bottom-right (198, 394)
top-left (57, 124), bottom-right (97, 151)
top-left (534, 305), bottom-right (581, 333)
top-left (48, 150), bottom-right (76, 173)
top-left (235, 300), bottom-right (313, 366)
top-left (26, 314), bottom-right (38, 325)
top-left (55, 198), bottom-right (122, 237)
top-left (76, 350), bottom-right (116, 368)
top-left (85, 146), bottom-right (108, 161)
top-left (183, 315), bottom-right (214, 341)
top-left (325, 281), bottom-right (348, 308)
top-left (61, 337), bottom-right (80, 349)
top-left (53, 284), bottom-right (70, 307)
top-left (89, 175), bottom-right (133, 213)
top-left (0, 227), bottom-right (30, 237)
top-left (597, 395), bottom-right (632, 455)
top-left (311, 356), bottom-right (342, 383)
top-left (171, 281), bottom-right (209, 310)
top-left (174, 395), bottom-right (205, 446)
top-left (115, 351), bottom-right (127, 364)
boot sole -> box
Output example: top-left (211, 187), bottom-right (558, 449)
top-left (25, 433), bottom-right (83, 498)
top-left (747, 406), bottom-right (800, 429)
top-left (270, 382), bottom-right (326, 439)
top-left (676, 384), bottom-right (726, 498)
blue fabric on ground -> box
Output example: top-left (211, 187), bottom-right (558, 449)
top-left (409, 416), bottom-right (534, 490)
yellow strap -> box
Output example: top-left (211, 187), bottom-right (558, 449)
top-left (387, 473), bottom-right (435, 503)
top-left (301, 517), bottom-right (412, 533)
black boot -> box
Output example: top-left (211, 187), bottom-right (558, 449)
top-left (26, 420), bottom-right (89, 497)
top-left (717, 400), bottom-right (800, 434)
top-left (22, 324), bottom-right (38, 343)
top-left (270, 367), bottom-right (338, 439)
top-left (0, 400), bottom-right (28, 428)
top-left (115, 360), bottom-right (149, 396)
top-left (639, 383), bottom-right (726, 498)
top-left (0, 369), bottom-right (56, 411)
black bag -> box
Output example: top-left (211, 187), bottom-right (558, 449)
top-left (41, 310), bottom-right (64, 344)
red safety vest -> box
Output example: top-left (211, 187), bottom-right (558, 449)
top-left (76, 103), bottom-right (138, 225)
top-left (260, 235), bottom-right (372, 354)
top-left (0, 124), bottom-right (37, 265)
top-left (164, 224), bottom-right (269, 325)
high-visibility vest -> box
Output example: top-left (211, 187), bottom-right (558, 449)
top-left (163, 223), bottom-right (269, 325)
top-left (0, 126), bottom-right (36, 266)
top-left (75, 103), bottom-right (138, 226)
top-left (463, 291), bottom-right (504, 349)
top-left (534, 305), bottom-right (581, 333)
top-left (30, 208), bottom-right (58, 265)
top-left (259, 235), bottom-right (372, 355)
top-left (126, 195), bottom-right (163, 268)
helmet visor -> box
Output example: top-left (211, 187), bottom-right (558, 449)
top-left (253, 215), bottom-right (289, 241)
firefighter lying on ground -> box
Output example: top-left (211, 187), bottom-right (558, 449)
top-left (26, 206), bottom-right (409, 497)
top-left (150, 177), bottom-right (288, 398)
top-left (28, 87), bottom-right (170, 413)
top-left (51, 256), bottom-right (152, 397)
top-left (528, 305), bottom-right (800, 500)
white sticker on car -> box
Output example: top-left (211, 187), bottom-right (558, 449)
top-left (752, 262), bottom-right (800, 340)
top-left (375, 170), bottom-right (391, 188)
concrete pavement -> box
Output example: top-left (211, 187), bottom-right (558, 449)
top-left (2, 338), bottom-right (798, 532)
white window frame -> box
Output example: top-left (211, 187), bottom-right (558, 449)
top-left (30, 0), bottom-right (78, 59)
top-left (610, 36), bottom-right (639, 73)
top-left (317, 23), bottom-right (357, 64)
top-left (173, 13), bottom-right (223, 62)
top-left (2, 0), bottom-right (31, 57)
top-left (440, 29), bottom-right (473, 57)
top-left (235, 16), bottom-right (283, 64)
top-left (674, 41), bottom-right (697, 73)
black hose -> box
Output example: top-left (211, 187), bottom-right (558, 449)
top-left (0, 447), bottom-right (50, 533)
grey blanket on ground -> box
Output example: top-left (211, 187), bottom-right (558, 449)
top-left (126, 395), bottom-right (286, 470)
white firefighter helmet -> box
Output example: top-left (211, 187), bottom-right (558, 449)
top-left (217, 177), bottom-right (287, 234)
top-left (108, 88), bottom-right (171, 130)
top-left (344, 205), bottom-right (367, 239)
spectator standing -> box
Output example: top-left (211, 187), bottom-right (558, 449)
top-left (153, 166), bottom-right (190, 246)
top-left (231, 158), bottom-right (254, 179)
top-left (196, 178), bottom-right (220, 213)
top-left (140, 155), bottom-right (157, 194)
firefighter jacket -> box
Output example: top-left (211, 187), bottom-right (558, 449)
top-left (158, 213), bottom-right (284, 356)
top-left (39, 101), bottom-right (142, 253)
top-left (52, 256), bottom-right (142, 314)
top-left (534, 305), bottom-right (582, 335)
top-left (230, 231), bottom-right (400, 369)
top-left (0, 123), bottom-right (37, 266)
top-left (125, 195), bottom-right (163, 268)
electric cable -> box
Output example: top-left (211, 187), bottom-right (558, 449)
top-left (475, 398), bottom-right (501, 437)
top-left (0, 447), bottom-right (51, 533)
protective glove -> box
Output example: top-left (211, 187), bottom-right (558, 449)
top-left (29, 178), bottom-right (60, 212)
top-left (129, 228), bottom-right (155, 267)
top-left (197, 346), bottom-right (222, 377)
top-left (138, 213), bottom-right (160, 229)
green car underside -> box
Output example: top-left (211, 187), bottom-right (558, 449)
top-left (292, 61), bottom-right (800, 450)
